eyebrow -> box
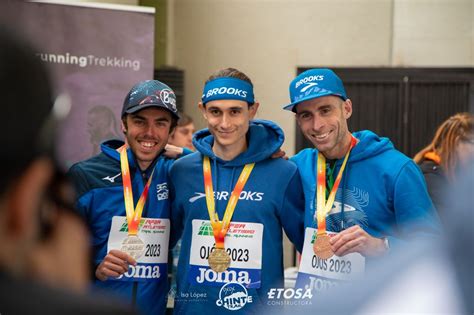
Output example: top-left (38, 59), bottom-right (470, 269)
top-left (131, 114), bottom-right (171, 122)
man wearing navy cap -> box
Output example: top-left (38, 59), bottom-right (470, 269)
top-left (284, 69), bottom-right (441, 292)
top-left (69, 80), bottom-right (188, 315)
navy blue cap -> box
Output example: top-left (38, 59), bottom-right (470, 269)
top-left (122, 80), bottom-right (180, 120)
top-left (283, 68), bottom-right (347, 112)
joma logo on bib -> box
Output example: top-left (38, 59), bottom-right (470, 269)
top-left (196, 268), bottom-right (250, 285)
top-left (116, 264), bottom-right (161, 280)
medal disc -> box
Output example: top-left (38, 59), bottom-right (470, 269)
top-left (121, 235), bottom-right (145, 259)
top-left (208, 248), bottom-right (231, 272)
top-left (313, 234), bottom-right (334, 259)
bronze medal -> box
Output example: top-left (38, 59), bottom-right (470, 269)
top-left (208, 248), bottom-right (231, 272)
top-left (121, 235), bottom-right (145, 259)
top-left (313, 233), bottom-right (334, 259)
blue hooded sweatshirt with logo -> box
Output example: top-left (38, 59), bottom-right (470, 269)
top-left (68, 140), bottom-right (174, 315)
top-left (169, 120), bottom-right (305, 314)
top-left (291, 130), bottom-right (441, 247)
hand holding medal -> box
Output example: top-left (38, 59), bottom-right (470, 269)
top-left (313, 136), bottom-right (356, 259)
top-left (203, 156), bottom-right (255, 272)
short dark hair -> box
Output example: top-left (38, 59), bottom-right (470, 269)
top-left (176, 112), bottom-right (193, 127)
top-left (206, 67), bottom-right (253, 86)
top-left (204, 68), bottom-right (255, 107)
top-left (0, 28), bottom-right (54, 195)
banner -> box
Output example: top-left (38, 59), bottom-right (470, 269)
top-left (19, 0), bottom-right (155, 167)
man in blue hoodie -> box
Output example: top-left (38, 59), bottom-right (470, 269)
top-left (69, 80), bottom-right (184, 315)
top-left (283, 68), bottom-right (440, 293)
top-left (169, 68), bottom-right (305, 314)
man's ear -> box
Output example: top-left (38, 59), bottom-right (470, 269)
top-left (343, 99), bottom-right (353, 119)
top-left (198, 102), bottom-right (208, 121)
top-left (121, 117), bottom-right (127, 134)
top-left (5, 158), bottom-right (52, 239)
top-left (249, 102), bottom-right (260, 120)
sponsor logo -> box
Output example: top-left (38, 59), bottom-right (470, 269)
top-left (102, 172), bottom-right (121, 183)
top-left (216, 282), bottom-right (252, 311)
top-left (305, 276), bottom-right (340, 292)
top-left (189, 191), bottom-right (264, 203)
top-left (119, 218), bottom-right (164, 233)
top-left (267, 288), bottom-right (312, 299)
top-left (120, 218), bottom-right (146, 232)
top-left (197, 222), bottom-right (256, 238)
top-left (196, 268), bottom-right (251, 286)
top-left (116, 264), bottom-right (161, 280)
top-left (159, 88), bottom-right (176, 110)
top-left (266, 288), bottom-right (313, 307)
top-left (205, 87), bottom-right (248, 99)
top-left (156, 182), bottom-right (169, 201)
top-left (295, 75), bottom-right (324, 89)
top-left (300, 82), bottom-right (318, 92)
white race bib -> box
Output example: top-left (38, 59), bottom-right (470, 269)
top-left (296, 227), bottom-right (365, 292)
top-left (107, 216), bottom-right (170, 282)
top-left (188, 219), bottom-right (263, 288)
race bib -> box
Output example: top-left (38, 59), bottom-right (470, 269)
top-left (188, 219), bottom-right (263, 288)
top-left (107, 216), bottom-right (170, 282)
top-left (296, 228), bottom-right (365, 292)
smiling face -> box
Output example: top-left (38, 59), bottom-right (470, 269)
top-left (199, 99), bottom-right (258, 160)
top-left (295, 95), bottom-right (353, 159)
top-left (122, 107), bottom-right (173, 170)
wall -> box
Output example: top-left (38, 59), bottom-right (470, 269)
top-left (172, 0), bottom-right (473, 155)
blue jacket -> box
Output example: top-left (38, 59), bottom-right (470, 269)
top-left (68, 140), bottom-right (174, 315)
top-left (169, 120), bottom-right (305, 314)
top-left (291, 130), bottom-right (441, 248)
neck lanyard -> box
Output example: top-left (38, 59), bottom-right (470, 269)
top-left (203, 156), bottom-right (255, 249)
top-left (315, 136), bottom-right (357, 235)
top-left (119, 145), bottom-right (155, 235)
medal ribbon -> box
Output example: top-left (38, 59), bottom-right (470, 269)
top-left (316, 136), bottom-right (357, 235)
top-left (203, 156), bottom-right (255, 249)
top-left (120, 145), bottom-right (155, 235)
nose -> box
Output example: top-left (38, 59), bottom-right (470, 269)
top-left (143, 123), bottom-right (155, 137)
top-left (312, 115), bottom-right (325, 132)
top-left (220, 113), bottom-right (231, 129)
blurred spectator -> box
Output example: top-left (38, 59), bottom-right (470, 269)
top-left (168, 112), bottom-right (195, 151)
top-left (0, 25), bottom-right (135, 315)
top-left (414, 112), bottom-right (473, 216)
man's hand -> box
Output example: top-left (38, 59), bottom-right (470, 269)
top-left (271, 149), bottom-right (288, 160)
top-left (163, 144), bottom-right (184, 159)
top-left (95, 250), bottom-right (137, 281)
top-left (330, 225), bottom-right (387, 257)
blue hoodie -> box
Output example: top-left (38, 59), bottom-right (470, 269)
top-left (291, 130), bottom-right (441, 247)
top-left (169, 120), bottom-right (305, 314)
top-left (68, 140), bottom-right (175, 315)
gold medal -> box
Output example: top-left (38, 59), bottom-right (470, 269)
top-left (208, 248), bottom-right (231, 272)
top-left (313, 233), bottom-right (333, 259)
top-left (121, 235), bottom-right (145, 259)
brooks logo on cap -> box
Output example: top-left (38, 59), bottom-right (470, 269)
top-left (283, 69), bottom-right (347, 112)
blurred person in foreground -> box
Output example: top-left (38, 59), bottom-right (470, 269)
top-left (168, 112), bottom-right (196, 151)
top-left (414, 112), bottom-right (474, 217)
top-left (0, 28), bottom-right (135, 314)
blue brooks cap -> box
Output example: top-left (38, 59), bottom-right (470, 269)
top-left (122, 80), bottom-right (180, 120)
top-left (283, 68), bottom-right (347, 112)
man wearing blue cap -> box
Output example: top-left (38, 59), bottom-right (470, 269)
top-left (69, 80), bottom-right (189, 315)
top-left (283, 69), bottom-right (441, 292)
top-left (169, 68), bottom-right (305, 314)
